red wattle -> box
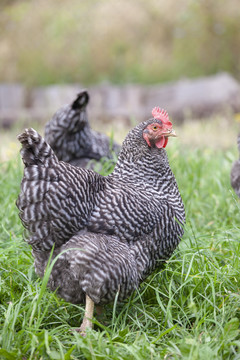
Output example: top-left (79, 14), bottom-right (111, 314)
top-left (163, 137), bottom-right (168, 148)
top-left (155, 136), bottom-right (166, 149)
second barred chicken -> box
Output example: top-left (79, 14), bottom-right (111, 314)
top-left (44, 90), bottom-right (120, 167)
top-left (17, 107), bottom-right (185, 332)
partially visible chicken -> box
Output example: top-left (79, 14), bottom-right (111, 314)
top-left (44, 90), bottom-right (120, 167)
top-left (17, 107), bottom-right (185, 333)
top-left (231, 134), bottom-right (240, 197)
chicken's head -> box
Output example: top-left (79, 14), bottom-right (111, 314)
top-left (143, 107), bottom-right (176, 148)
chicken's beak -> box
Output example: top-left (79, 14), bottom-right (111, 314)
top-left (163, 128), bottom-right (177, 137)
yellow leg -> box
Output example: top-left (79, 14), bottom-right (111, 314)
top-left (78, 294), bottom-right (95, 335)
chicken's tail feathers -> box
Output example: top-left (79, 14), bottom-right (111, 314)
top-left (72, 90), bottom-right (89, 110)
top-left (18, 128), bottom-right (58, 166)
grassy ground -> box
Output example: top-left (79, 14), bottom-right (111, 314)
top-left (0, 121), bottom-right (240, 359)
top-left (1, 1), bottom-right (240, 85)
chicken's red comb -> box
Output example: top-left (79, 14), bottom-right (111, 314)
top-left (152, 107), bottom-right (172, 126)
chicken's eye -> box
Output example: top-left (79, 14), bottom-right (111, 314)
top-left (152, 125), bottom-right (158, 131)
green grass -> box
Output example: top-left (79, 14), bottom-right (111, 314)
top-left (0, 142), bottom-right (240, 359)
top-left (1, 1), bottom-right (240, 85)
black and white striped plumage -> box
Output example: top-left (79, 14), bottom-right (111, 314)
top-left (17, 117), bottom-right (185, 305)
top-left (231, 134), bottom-right (240, 198)
top-left (44, 90), bottom-right (120, 167)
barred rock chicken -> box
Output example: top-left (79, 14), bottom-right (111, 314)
top-left (16, 107), bottom-right (185, 333)
top-left (44, 90), bottom-right (120, 167)
top-left (231, 134), bottom-right (240, 197)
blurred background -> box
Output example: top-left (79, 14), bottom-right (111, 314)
top-left (1, 0), bottom-right (240, 160)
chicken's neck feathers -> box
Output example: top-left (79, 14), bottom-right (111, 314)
top-left (112, 144), bottom-right (173, 185)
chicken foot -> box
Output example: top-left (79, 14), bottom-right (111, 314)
top-left (76, 294), bottom-right (95, 335)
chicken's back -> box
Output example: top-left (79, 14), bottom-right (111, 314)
top-left (17, 128), bottom-right (106, 251)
